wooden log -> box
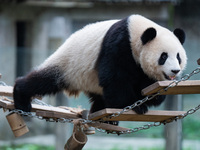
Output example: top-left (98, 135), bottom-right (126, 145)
top-left (89, 108), bottom-right (186, 122)
top-left (0, 86), bottom-right (13, 97)
top-left (6, 112), bottom-right (29, 137)
top-left (64, 125), bottom-right (88, 150)
top-left (142, 80), bottom-right (200, 96)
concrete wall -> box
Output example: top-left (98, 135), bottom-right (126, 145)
top-left (175, 0), bottom-right (200, 79)
top-left (0, 14), bottom-right (16, 85)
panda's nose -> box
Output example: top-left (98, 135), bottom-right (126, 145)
top-left (171, 70), bottom-right (180, 74)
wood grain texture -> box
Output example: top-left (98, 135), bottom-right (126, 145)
top-left (87, 122), bottom-right (129, 132)
top-left (142, 80), bottom-right (200, 95)
top-left (0, 99), bottom-right (79, 119)
top-left (89, 108), bottom-right (186, 122)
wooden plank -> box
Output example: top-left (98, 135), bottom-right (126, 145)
top-left (0, 99), bottom-right (79, 119)
top-left (87, 122), bottom-right (129, 133)
top-left (32, 104), bottom-right (79, 119)
top-left (0, 86), bottom-right (13, 97)
top-left (142, 80), bottom-right (200, 96)
top-left (36, 110), bottom-right (79, 119)
top-left (0, 99), bottom-right (14, 109)
top-left (89, 108), bottom-right (186, 122)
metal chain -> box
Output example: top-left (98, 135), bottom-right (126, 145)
top-left (10, 109), bottom-right (74, 124)
top-left (32, 98), bottom-right (53, 107)
top-left (116, 102), bottom-right (200, 135)
top-left (0, 81), bottom-right (8, 86)
top-left (0, 67), bottom-right (200, 135)
top-left (96, 67), bottom-right (200, 134)
top-left (105, 67), bottom-right (200, 120)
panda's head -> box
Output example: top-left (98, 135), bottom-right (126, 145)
top-left (139, 27), bottom-right (187, 81)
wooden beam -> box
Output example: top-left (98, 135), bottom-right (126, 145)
top-left (142, 80), bottom-right (200, 96)
top-left (89, 108), bottom-right (186, 122)
top-left (0, 86), bottom-right (13, 97)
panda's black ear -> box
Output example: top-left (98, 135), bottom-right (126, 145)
top-left (141, 27), bottom-right (157, 45)
top-left (173, 28), bottom-right (185, 45)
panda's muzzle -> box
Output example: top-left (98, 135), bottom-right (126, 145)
top-left (163, 72), bottom-right (177, 80)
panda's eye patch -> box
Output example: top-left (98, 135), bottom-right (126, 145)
top-left (158, 52), bottom-right (168, 65)
top-left (177, 53), bottom-right (181, 64)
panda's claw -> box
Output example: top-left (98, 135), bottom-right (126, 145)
top-left (133, 105), bottom-right (148, 114)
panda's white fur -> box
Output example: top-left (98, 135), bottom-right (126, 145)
top-left (40, 15), bottom-right (186, 94)
top-left (39, 20), bottom-right (119, 95)
top-left (128, 15), bottom-right (187, 80)
top-left (13, 14), bottom-right (187, 113)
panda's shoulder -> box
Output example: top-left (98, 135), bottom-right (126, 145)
top-left (78, 20), bottom-right (119, 33)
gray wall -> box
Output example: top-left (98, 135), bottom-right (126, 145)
top-left (0, 2), bottom-right (173, 149)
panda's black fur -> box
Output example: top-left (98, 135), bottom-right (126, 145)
top-left (13, 66), bottom-right (66, 112)
top-left (92, 18), bottom-right (165, 114)
top-left (13, 15), bottom-right (186, 117)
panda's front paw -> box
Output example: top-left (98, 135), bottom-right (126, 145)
top-left (133, 105), bottom-right (148, 114)
top-left (14, 99), bottom-right (32, 112)
top-left (13, 78), bottom-right (32, 112)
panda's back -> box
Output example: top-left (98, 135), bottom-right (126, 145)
top-left (41, 19), bottom-right (119, 95)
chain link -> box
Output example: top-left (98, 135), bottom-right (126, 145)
top-left (0, 67), bottom-right (200, 135)
top-left (32, 98), bottom-right (53, 107)
top-left (97, 67), bottom-right (200, 134)
top-left (10, 109), bottom-right (74, 124)
top-left (0, 81), bottom-right (8, 86)
top-left (104, 67), bottom-right (200, 121)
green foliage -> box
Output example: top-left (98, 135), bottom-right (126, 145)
top-left (183, 117), bottom-right (200, 139)
top-left (110, 145), bottom-right (133, 150)
top-left (0, 144), bottom-right (54, 150)
top-left (139, 147), bottom-right (164, 150)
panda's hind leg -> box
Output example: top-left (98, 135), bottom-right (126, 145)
top-left (13, 66), bottom-right (67, 112)
top-left (88, 93), bottom-right (106, 113)
top-left (88, 93), bottom-right (119, 126)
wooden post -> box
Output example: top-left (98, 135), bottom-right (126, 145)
top-left (82, 110), bottom-right (95, 135)
top-left (64, 124), bottom-right (87, 150)
top-left (164, 95), bottom-right (183, 150)
top-left (6, 112), bottom-right (29, 137)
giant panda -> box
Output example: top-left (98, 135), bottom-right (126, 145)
top-left (13, 14), bottom-right (187, 115)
